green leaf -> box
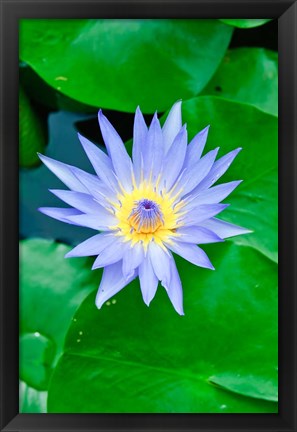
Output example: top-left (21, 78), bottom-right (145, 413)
top-left (19, 238), bottom-right (100, 394)
top-left (20, 333), bottom-right (55, 390)
top-left (20, 62), bottom-right (98, 113)
top-left (201, 48), bottom-right (278, 116)
top-left (48, 243), bottom-right (277, 413)
top-left (180, 96), bottom-right (278, 262)
top-left (209, 372), bottom-right (277, 402)
top-left (19, 381), bottom-right (47, 413)
top-left (19, 85), bottom-right (47, 167)
top-left (19, 19), bottom-right (233, 113)
top-left (219, 19), bottom-right (272, 28)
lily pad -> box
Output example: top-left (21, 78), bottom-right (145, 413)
top-left (219, 19), bottom-right (272, 29)
top-left (19, 238), bottom-right (100, 394)
top-left (201, 48), bottom-right (278, 116)
top-left (47, 242), bottom-right (277, 413)
top-left (19, 332), bottom-right (55, 390)
top-left (20, 62), bottom-right (98, 113)
top-left (209, 372), bottom-right (277, 402)
top-left (19, 19), bottom-right (232, 113)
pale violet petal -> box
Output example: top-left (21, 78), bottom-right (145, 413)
top-left (66, 212), bottom-right (117, 231)
top-left (162, 101), bottom-right (182, 153)
top-left (98, 110), bottom-right (132, 190)
top-left (175, 148), bottom-right (219, 197)
top-left (77, 133), bottom-right (118, 190)
top-left (148, 241), bottom-right (171, 289)
top-left (38, 207), bottom-right (82, 225)
top-left (65, 233), bottom-right (116, 258)
top-left (38, 154), bottom-right (88, 193)
top-left (95, 262), bottom-right (136, 309)
top-left (200, 217), bottom-right (252, 238)
top-left (139, 256), bottom-right (159, 306)
top-left (132, 106), bottom-right (148, 184)
top-left (160, 125), bottom-right (187, 190)
top-left (122, 242), bottom-right (145, 279)
top-left (167, 241), bottom-right (214, 270)
top-left (166, 257), bottom-right (184, 315)
top-left (175, 226), bottom-right (223, 244)
top-left (192, 148), bottom-right (242, 194)
top-left (180, 203), bottom-right (229, 226)
top-left (49, 190), bottom-right (104, 214)
top-left (183, 125), bottom-right (210, 169)
top-left (70, 166), bottom-right (117, 206)
top-left (92, 238), bottom-right (128, 269)
top-left (186, 181), bottom-right (242, 207)
top-left (143, 114), bottom-right (164, 180)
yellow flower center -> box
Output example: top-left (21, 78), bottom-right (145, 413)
top-left (109, 180), bottom-right (184, 249)
top-left (128, 199), bottom-right (164, 234)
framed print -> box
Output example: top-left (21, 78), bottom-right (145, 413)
top-left (0, 0), bottom-right (296, 431)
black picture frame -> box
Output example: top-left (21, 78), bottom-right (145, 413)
top-left (1, 0), bottom-right (296, 431)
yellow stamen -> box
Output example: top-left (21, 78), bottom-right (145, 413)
top-left (111, 180), bottom-right (183, 247)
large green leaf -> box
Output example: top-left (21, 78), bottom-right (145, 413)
top-left (219, 19), bottom-right (272, 28)
top-left (180, 96), bottom-right (278, 263)
top-left (19, 19), bottom-right (232, 113)
top-left (20, 62), bottom-right (98, 113)
top-left (19, 85), bottom-right (47, 167)
top-left (201, 48), bottom-right (278, 116)
top-left (19, 332), bottom-right (55, 390)
top-left (48, 243), bottom-right (277, 413)
top-left (19, 239), bottom-right (100, 393)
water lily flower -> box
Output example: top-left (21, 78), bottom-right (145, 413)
top-left (39, 101), bottom-right (249, 315)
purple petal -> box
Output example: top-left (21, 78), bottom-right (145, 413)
top-left (122, 242), bottom-right (144, 279)
top-left (181, 203), bottom-right (229, 226)
top-left (168, 241), bottom-right (214, 270)
top-left (143, 113), bottom-right (164, 180)
top-left (175, 226), bottom-right (223, 244)
top-left (176, 148), bottom-right (219, 197)
top-left (95, 261), bottom-right (136, 309)
top-left (160, 125), bottom-right (188, 190)
top-left (70, 167), bottom-right (116, 206)
top-left (162, 101), bottom-right (182, 153)
top-left (183, 125), bottom-right (210, 169)
top-left (49, 190), bottom-right (104, 214)
top-left (92, 238), bottom-right (128, 269)
top-left (66, 212), bottom-right (117, 231)
top-left (166, 258), bottom-right (184, 315)
top-left (193, 148), bottom-right (242, 194)
top-left (38, 154), bottom-right (88, 193)
top-left (200, 217), bottom-right (252, 238)
top-left (98, 110), bottom-right (132, 190)
top-left (77, 133), bottom-right (118, 190)
top-left (185, 180), bottom-right (242, 209)
top-left (139, 256), bottom-right (159, 306)
top-left (132, 106), bottom-right (148, 184)
top-left (148, 241), bottom-right (171, 289)
top-left (65, 233), bottom-right (116, 258)
top-left (38, 207), bottom-right (82, 225)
